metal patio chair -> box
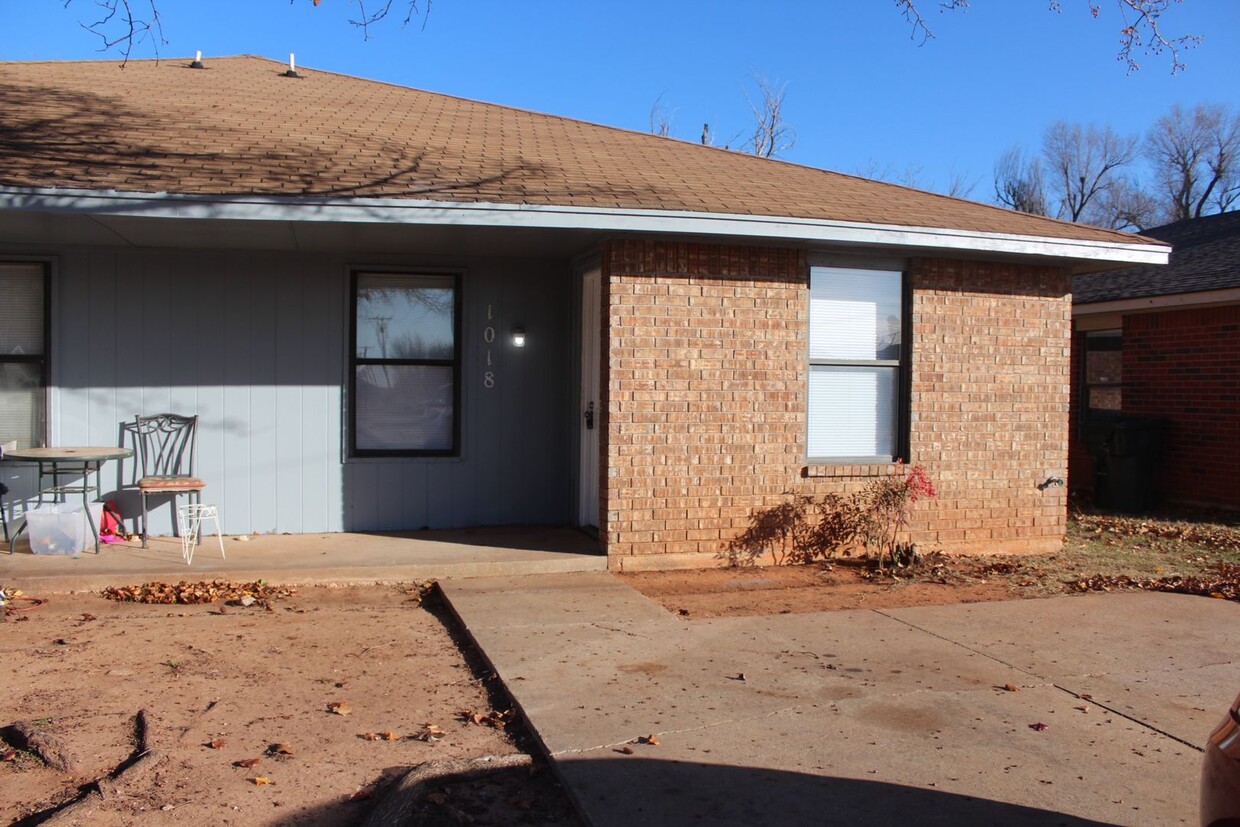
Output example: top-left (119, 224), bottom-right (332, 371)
top-left (133, 414), bottom-right (205, 549)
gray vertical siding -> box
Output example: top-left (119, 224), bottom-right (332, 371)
top-left (3, 245), bottom-right (573, 538)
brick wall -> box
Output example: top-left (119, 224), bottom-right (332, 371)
top-left (600, 240), bottom-right (1073, 570)
top-left (1122, 305), bottom-right (1240, 508)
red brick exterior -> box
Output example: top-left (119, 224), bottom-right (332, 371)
top-left (1070, 304), bottom-right (1240, 509)
top-left (600, 240), bottom-right (1073, 570)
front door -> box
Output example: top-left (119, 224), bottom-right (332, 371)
top-left (578, 269), bottom-right (601, 530)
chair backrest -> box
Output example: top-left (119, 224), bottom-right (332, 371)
top-left (134, 414), bottom-right (198, 478)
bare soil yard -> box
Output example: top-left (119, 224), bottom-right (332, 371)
top-left (1, 584), bottom-right (581, 827)
top-left (620, 508), bottom-right (1240, 619)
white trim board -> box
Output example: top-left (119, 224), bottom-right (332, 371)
top-left (0, 187), bottom-right (1170, 267)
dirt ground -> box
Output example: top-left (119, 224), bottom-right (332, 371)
top-left (617, 555), bottom-right (1046, 618)
top-left (619, 508), bottom-right (1240, 619)
top-left (5, 509), bottom-right (1237, 824)
top-left (1, 584), bottom-right (581, 827)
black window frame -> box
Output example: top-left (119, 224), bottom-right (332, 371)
top-left (0, 260), bottom-right (51, 449)
top-left (1080, 328), bottom-right (1123, 440)
top-left (806, 265), bottom-right (911, 464)
top-left (348, 269), bottom-right (463, 458)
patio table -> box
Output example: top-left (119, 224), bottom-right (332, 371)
top-left (3, 446), bottom-right (134, 554)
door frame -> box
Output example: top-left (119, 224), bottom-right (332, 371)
top-left (577, 267), bottom-right (601, 529)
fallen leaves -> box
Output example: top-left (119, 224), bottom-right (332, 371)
top-left (1072, 512), bottom-right (1240, 553)
top-left (234, 757), bottom-right (263, 769)
top-left (458, 708), bottom-right (516, 730)
top-left (1, 749), bottom-right (17, 762)
top-left (414, 724), bottom-right (446, 742)
top-left (267, 743), bottom-right (295, 756)
top-left (1002, 683), bottom-right (1020, 692)
top-left (250, 776), bottom-right (272, 785)
top-left (102, 580), bottom-right (296, 605)
top-left (1070, 562), bottom-right (1240, 602)
top-left (327, 701), bottom-right (352, 716)
top-left (360, 732), bottom-right (399, 741)
top-left (205, 739), bottom-right (226, 750)
top-left (1029, 722), bottom-right (1049, 732)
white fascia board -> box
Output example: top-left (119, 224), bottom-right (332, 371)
top-left (0, 186), bottom-right (1170, 266)
top-left (1074, 287), bottom-right (1240, 316)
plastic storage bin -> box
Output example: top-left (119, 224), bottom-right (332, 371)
top-left (26, 503), bottom-right (94, 555)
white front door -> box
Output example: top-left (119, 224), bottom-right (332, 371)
top-left (578, 269), bottom-right (601, 529)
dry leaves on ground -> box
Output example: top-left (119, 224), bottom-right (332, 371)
top-left (1071, 562), bottom-right (1240, 601)
top-left (1072, 511), bottom-right (1240, 552)
top-left (102, 580), bottom-right (296, 605)
top-left (458, 708), bottom-right (516, 730)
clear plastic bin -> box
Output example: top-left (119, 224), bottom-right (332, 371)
top-left (26, 503), bottom-right (99, 555)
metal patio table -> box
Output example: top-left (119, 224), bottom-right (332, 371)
top-left (3, 446), bottom-right (133, 554)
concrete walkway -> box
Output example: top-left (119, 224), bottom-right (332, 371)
top-left (1, 526), bottom-right (604, 592)
top-left (441, 572), bottom-right (1239, 826)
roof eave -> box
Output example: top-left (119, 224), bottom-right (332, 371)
top-left (0, 186), bottom-right (1171, 267)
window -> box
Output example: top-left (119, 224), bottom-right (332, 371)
top-left (0, 262), bottom-right (49, 450)
top-left (350, 272), bottom-right (460, 456)
top-left (807, 266), bottom-right (906, 462)
top-left (1082, 329), bottom-right (1122, 428)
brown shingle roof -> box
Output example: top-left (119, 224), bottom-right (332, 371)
top-left (0, 55), bottom-right (1156, 247)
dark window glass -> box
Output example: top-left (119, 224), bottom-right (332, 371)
top-left (351, 273), bottom-right (459, 456)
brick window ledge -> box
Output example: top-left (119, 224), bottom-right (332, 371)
top-left (801, 463), bottom-right (904, 479)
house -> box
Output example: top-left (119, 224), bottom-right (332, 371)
top-left (0, 55), bottom-right (1169, 569)
top-left (1071, 211), bottom-right (1240, 511)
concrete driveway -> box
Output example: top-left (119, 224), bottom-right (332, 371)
top-left (440, 572), bottom-right (1238, 826)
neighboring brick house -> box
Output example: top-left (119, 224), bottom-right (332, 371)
top-left (1071, 211), bottom-right (1240, 511)
top-left (0, 56), bottom-right (1167, 568)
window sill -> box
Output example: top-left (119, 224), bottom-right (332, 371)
top-left (801, 462), bottom-right (903, 479)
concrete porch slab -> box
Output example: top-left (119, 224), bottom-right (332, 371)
top-left (0, 525), bottom-right (604, 593)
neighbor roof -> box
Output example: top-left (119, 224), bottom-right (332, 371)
top-left (1074, 211), bottom-right (1240, 304)
top-left (0, 54), bottom-right (1158, 249)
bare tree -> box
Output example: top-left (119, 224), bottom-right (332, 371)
top-left (897, 0), bottom-right (1201, 73)
top-left (649, 94), bottom-right (676, 138)
top-left (1041, 121), bottom-right (1139, 223)
top-left (993, 147), bottom-right (1050, 215)
top-left (944, 166), bottom-right (981, 199)
top-left (1146, 102), bottom-right (1240, 221)
top-left (744, 75), bottom-right (796, 159)
top-left (1092, 176), bottom-right (1163, 231)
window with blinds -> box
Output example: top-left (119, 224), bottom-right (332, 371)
top-left (807, 266), bottom-right (906, 462)
top-left (0, 262), bottom-right (49, 450)
top-left (349, 271), bottom-right (460, 456)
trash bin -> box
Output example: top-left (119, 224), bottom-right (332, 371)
top-left (1092, 417), bottom-right (1168, 513)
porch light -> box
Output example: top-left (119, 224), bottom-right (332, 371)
top-left (511, 326), bottom-right (526, 348)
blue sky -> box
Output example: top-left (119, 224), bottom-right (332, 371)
top-left (4, 1), bottom-right (1238, 198)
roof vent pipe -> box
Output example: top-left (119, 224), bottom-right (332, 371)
top-left (190, 50), bottom-right (204, 69)
top-left (283, 53), bottom-right (300, 78)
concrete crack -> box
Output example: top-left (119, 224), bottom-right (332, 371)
top-left (874, 608), bottom-right (1205, 753)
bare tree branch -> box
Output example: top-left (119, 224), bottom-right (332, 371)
top-left (895, 0), bottom-right (971, 45)
top-left (744, 74), bottom-right (795, 159)
top-left (649, 93), bottom-right (676, 138)
top-left (1147, 102), bottom-right (1240, 220)
top-left (994, 146), bottom-right (1050, 215)
top-left (68, 0), bottom-right (166, 66)
top-left (900, 0), bottom-right (1200, 72)
top-left (1042, 121), bottom-right (1139, 223)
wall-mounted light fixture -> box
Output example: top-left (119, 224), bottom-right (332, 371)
top-left (512, 326), bottom-right (526, 348)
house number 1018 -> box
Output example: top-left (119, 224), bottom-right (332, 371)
top-left (483, 305), bottom-right (496, 389)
